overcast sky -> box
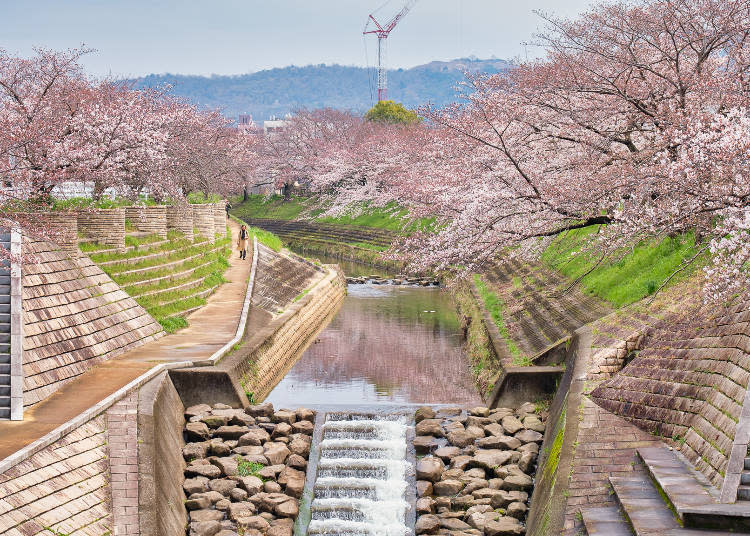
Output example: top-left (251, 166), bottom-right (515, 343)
top-left (1, 0), bottom-right (594, 77)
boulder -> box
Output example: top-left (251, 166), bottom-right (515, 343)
top-left (416, 497), bottom-right (435, 514)
top-left (215, 498), bottom-right (230, 511)
top-left (274, 500), bottom-right (299, 518)
top-left (271, 422), bottom-right (292, 438)
top-left (184, 442), bottom-right (210, 461)
top-left (186, 422), bottom-right (211, 442)
top-left (415, 406), bottom-right (436, 423)
top-left (414, 435), bottom-right (440, 454)
top-left (436, 407), bottom-right (462, 418)
top-left (190, 509), bottom-right (225, 523)
top-left (185, 496), bottom-right (211, 510)
top-left (415, 514), bottom-right (441, 534)
top-left (469, 407), bottom-right (490, 417)
top-left (278, 467), bottom-right (306, 498)
top-left (246, 403), bottom-right (274, 418)
top-left (502, 473), bottom-right (532, 491)
top-left (186, 463), bottom-right (222, 479)
top-left (230, 487), bottom-right (249, 502)
top-left (515, 429), bottom-right (543, 444)
top-left (476, 436), bottom-right (521, 450)
top-left (501, 416), bottom-right (523, 435)
top-left (433, 479), bottom-right (464, 496)
top-left (507, 501), bottom-right (527, 519)
top-left (267, 523), bottom-right (293, 536)
top-left (209, 479), bottom-right (238, 496)
top-left (440, 518), bottom-right (471, 531)
top-left (416, 480), bottom-right (433, 497)
top-left (286, 454), bottom-right (307, 470)
top-left (483, 423), bottom-right (506, 437)
top-left (416, 419), bottom-right (444, 437)
top-left (434, 446), bottom-right (461, 462)
top-left (228, 501), bottom-right (257, 521)
top-left (465, 425), bottom-right (486, 439)
top-left (237, 516), bottom-right (271, 534)
top-left (447, 430), bottom-right (474, 448)
top-left (416, 457), bottom-right (445, 482)
top-left (295, 407), bottom-right (315, 422)
top-left (202, 415), bottom-right (230, 428)
top-left (265, 481), bottom-right (282, 493)
top-left (238, 429), bottom-right (271, 447)
top-left (239, 476), bottom-right (264, 495)
top-left (215, 425), bottom-right (251, 440)
top-left (272, 410), bottom-right (297, 425)
top-left (264, 443), bottom-right (291, 465)
top-left (451, 456), bottom-right (473, 471)
top-left (185, 404), bottom-right (212, 419)
top-left (291, 420), bottom-right (314, 435)
top-left (523, 415), bottom-right (546, 433)
top-left (470, 450), bottom-right (513, 470)
top-left (191, 520), bottom-right (222, 536)
top-left (289, 436), bottom-right (311, 457)
top-left (210, 456), bottom-right (238, 477)
top-left (519, 452), bottom-right (536, 473)
top-left (484, 517), bottom-right (524, 536)
top-left (209, 439), bottom-right (231, 457)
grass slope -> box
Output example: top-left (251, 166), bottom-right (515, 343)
top-left (541, 226), bottom-right (702, 307)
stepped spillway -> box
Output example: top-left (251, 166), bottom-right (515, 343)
top-left (308, 414), bottom-right (412, 536)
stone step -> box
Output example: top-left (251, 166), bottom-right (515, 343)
top-left (0, 304), bottom-right (8, 314)
top-left (744, 457), bottom-right (750, 470)
top-left (580, 506), bottom-right (633, 536)
top-left (0, 322), bottom-right (9, 334)
top-left (0, 275), bottom-right (9, 286)
top-left (0, 384), bottom-right (8, 397)
top-left (0, 284), bottom-right (9, 295)
top-left (637, 447), bottom-right (750, 531)
top-left (0, 407), bottom-right (9, 420)
top-left (0, 344), bottom-right (9, 354)
top-left (741, 473), bottom-right (750, 486)
top-left (0, 354), bottom-right (9, 365)
top-left (0, 363), bottom-right (9, 374)
top-left (0, 396), bottom-right (9, 408)
top-left (0, 295), bottom-right (9, 305)
top-left (738, 486), bottom-right (750, 501)
top-left (0, 334), bottom-right (8, 345)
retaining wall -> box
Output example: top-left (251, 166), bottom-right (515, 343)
top-left (37, 212), bottom-right (79, 253)
top-left (191, 204), bottom-right (215, 243)
top-left (125, 206), bottom-right (168, 238)
top-left (78, 208), bottom-right (126, 248)
top-left (213, 203), bottom-right (226, 237)
top-left (21, 239), bottom-right (164, 407)
top-left (166, 204), bottom-right (194, 241)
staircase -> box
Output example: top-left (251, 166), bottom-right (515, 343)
top-left (581, 447), bottom-right (750, 535)
top-left (737, 448), bottom-right (750, 501)
top-left (0, 231), bottom-right (12, 420)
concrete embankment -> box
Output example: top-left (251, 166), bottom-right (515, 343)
top-left (0, 240), bottom-right (346, 536)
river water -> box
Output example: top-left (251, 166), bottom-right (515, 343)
top-left (265, 252), bottom-right (482, 407)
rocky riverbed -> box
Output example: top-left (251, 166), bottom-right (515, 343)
top-left (181, 402), bottom-right (314, 536)
top-left (413, 403), bottom-right (546, 536)
top-left (346, 274), bottom-right (440, 286)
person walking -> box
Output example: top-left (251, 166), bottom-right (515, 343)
top-left (225, 200), bottom-right (231, 219)
top-left (238, 224), bottom-right (249, 260)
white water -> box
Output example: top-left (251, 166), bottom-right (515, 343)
top-left (308, 415), bottom-right (412, 536)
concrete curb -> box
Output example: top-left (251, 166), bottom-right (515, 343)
top-left (0, 232), bottom-right (261, 474)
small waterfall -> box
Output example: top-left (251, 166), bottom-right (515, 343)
top-left (308, 414), bottom-right (412, 536)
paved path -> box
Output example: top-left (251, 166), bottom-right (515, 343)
top-left (0, 218), bottom-right (254, 461)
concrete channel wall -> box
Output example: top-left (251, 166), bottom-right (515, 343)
top-left (0, 239), bottom-right (347, 536)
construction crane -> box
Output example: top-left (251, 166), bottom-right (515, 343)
top-left (363, 0), bottom-right (419, 102)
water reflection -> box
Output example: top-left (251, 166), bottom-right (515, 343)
top-left (266, 284), bottom-right (482, 407)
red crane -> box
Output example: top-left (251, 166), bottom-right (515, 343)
top-left (364, 0), bottom-right (419, 102)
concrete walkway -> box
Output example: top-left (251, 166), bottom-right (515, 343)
top-left (0, 218), bottom-right (254, 460)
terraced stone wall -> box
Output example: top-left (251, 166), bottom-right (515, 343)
top-left (212, 203), bottom-right (226, 237)
top-left (166, 205), bottom-right (194, 240)
top-left (590, 297), bottom-right (750, 488)
top-left (21, 239), bottom-right (164, 407)
top-left (78, 208), bottom-right (126, 248)
top-left (125, 206), bottom-right (168, 238)
top-left (0, 415), bottom-right (113, 535)
top-left (35, 212), bottom-right (79, 253)
top-left (191, 204), bottom-right (215, 243)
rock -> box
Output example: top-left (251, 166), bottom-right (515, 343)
top-left (230, 487), bottom-right (248, 501)
top-left (507, 501), bottom-right (527, 519)
top-left (286, 454), bottom-right (307, 470)
top-left (470, 450), bottom-right (513, 470)
top-left (240, 454), bottom-right (269, 466)
top-left (501, 416), bottom-right (523, 435)
top-left (186, 463), bottom-right (222, 479)
top-left (483, 423), bottom-right (506, 437)
top-left (440, 518), bottom-right (471, 531)
top-left (272, 410), bottom-right (297, 425)
top-left (291, 420), bottom-right (314, 435)
top-left (414, 435), bottom-right (440, 453)
top-left (209, 479), bottom-right (238, 496)
top-left (215, 498), bottom-right (231, 511)
top-left (246, 403), bottom-right (274, 418)
top-left (267, 524), bottom-right (293, 536)
top-left (416, 480), bottom-right (433, 497)
top-left (415, 406), bottom-right (436, 423)
top-left (434, 496), bottom-right (451, 510)
top-left (489, 490), bottom-right (528, 509)
top-left (502, 474), bottom-right (532, 491)
top-left (216, 531), bottom-right (240, 536)
top-left (517, 402), bottom-right (536, 415)
top-left (228, 501), bottom-right (257, 521)
top-left (523, 415), bottom-right (546, 433)
top-left (234, 445), bottom-right (264, 456)
top-left (488, 478), bottom-right (504, 490)
top-left (484, 517), bottom-right (524, 536)
top-left (257, 464), bottom-right (284, 480)
top-left (186, 422), bottom-right (211, 442)
top-left (202, 415), bottom-right (230, 428)
top-left (434, 446), bottom-right (461, 462)
top-left (465, 425), bottom-right (486, 439)
top-left (237, 516), bottom-right (271, 534)
top-left (184, 442), bottom-right (210, 461)
top-left (416, 419), bottom-right (444, 437)
top-left (295, 407), bottom-right (315, 422)
top-left (467, 512), bottom-right (488, 531)
top-left (518, 452), bottom-right (536, 473)
top-left (239, 429), bottom-right (271, 447)
top-left (209, 439), bottom-right (231, 457)
top-left (186, 496), bottom-right (211, 510)
top-left (451, 494), bottom-right (475, 509)
top-left (239, 476), bottom-right (264, 495)
top-left (278, 467), bottom-right (306, 498)
top-left (190, 509), bottom-right (225, 523)
top-left (518, 442), bottom-right (539, 454)
top-left (289, 436), bottom-right (311, 457)
top-left (216, 425), bottom-right (251, 440)
top-left (264, 481), bottom-right (282, 493)
top-left (462, 480), bottom-right (489, 495)
top-left (271, 422), bottom-right (292, 438)
top-left (210, 456), bottom-right (238, 477)
top-left (436, 407), bottom-right (462, 418)
top-left (433, 479), bottom-right (464, 496)
top-left (416, 497), bottom-right (435, 514)
top-left (259, 423), bottom-right (277, 434)
top-left (515, 429), bottom-right (543, 444)
top-left (466, 416), bottom-right (492, 428)
top-left (416, 514), bottom-right (441, 534)
top-left (452, 456), bottom-right (473, 471)
top-left (447, 430), bottom-right (474, 448)
top-left (198, 491), bottom-right (226, 504)
top-left (191, 520), bottom-right (222, 536)
top-left (274, 500), bottom-right (299, 518)
top-left (263, 443), bottom-right (291, 465)
top-left (186, 404), bottom-right (213, 419)
top-left (417, 457), bottom-right (445, 482)
top-left (476, 436), bottom-right (521, 450)
top-left (469, 407), bottom-right (490, 417)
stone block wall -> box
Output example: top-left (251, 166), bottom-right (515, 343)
top-left (78, 208), bottom-right (126, 248)
top-left (591, 297), bottom-right (750, 488)
top-left (21, 239), bottom-right (164, 408)
top-left (231, 266), bottom-right (346, 401)
top-left (191, 204), bottom-right (215, 243)
top-left (36, 212), bottom-right (79, 253)
top-left (166, 204), bottom-right (194, 240)
top-left (125, 206), bottom-right (168, 238)
top-left (0, 415), bottom-right (113, 535)
top-left (213, 202), bottom-right (226, 238)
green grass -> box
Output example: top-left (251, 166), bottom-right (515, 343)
top-left (90, 237), bottom-right (194, 263)
top-left (187, 191), bottom-right (222, 204)
top-left (124, 233), bottom-right (166, 248)
top-left (293, 288), bottom-right (311, 302)
top-left (124, 257), bottom-right (228, 296)
top-left (160, 316), bottom-right (188, 333)
top-left (473, 274), bottom-right (523, 359)
top-left (541, 226), bottom-right (703, 307)
top-left (51, 196), bottom-right (131, 211)
top-left (236, 457), bottom-right (265, 478)
top-left (249, 226), bottom-right (283, 252)
top-left (102, 238), bottom-right (229, 275)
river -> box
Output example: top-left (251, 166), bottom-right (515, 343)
top-left (265, 251), bottom-right (482, 407)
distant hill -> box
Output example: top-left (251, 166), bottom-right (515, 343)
top-left (131, 57), bottom-right (513, 122)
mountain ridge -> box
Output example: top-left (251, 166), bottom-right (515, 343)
top-left (132, 57), bottom-right (513, 121)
